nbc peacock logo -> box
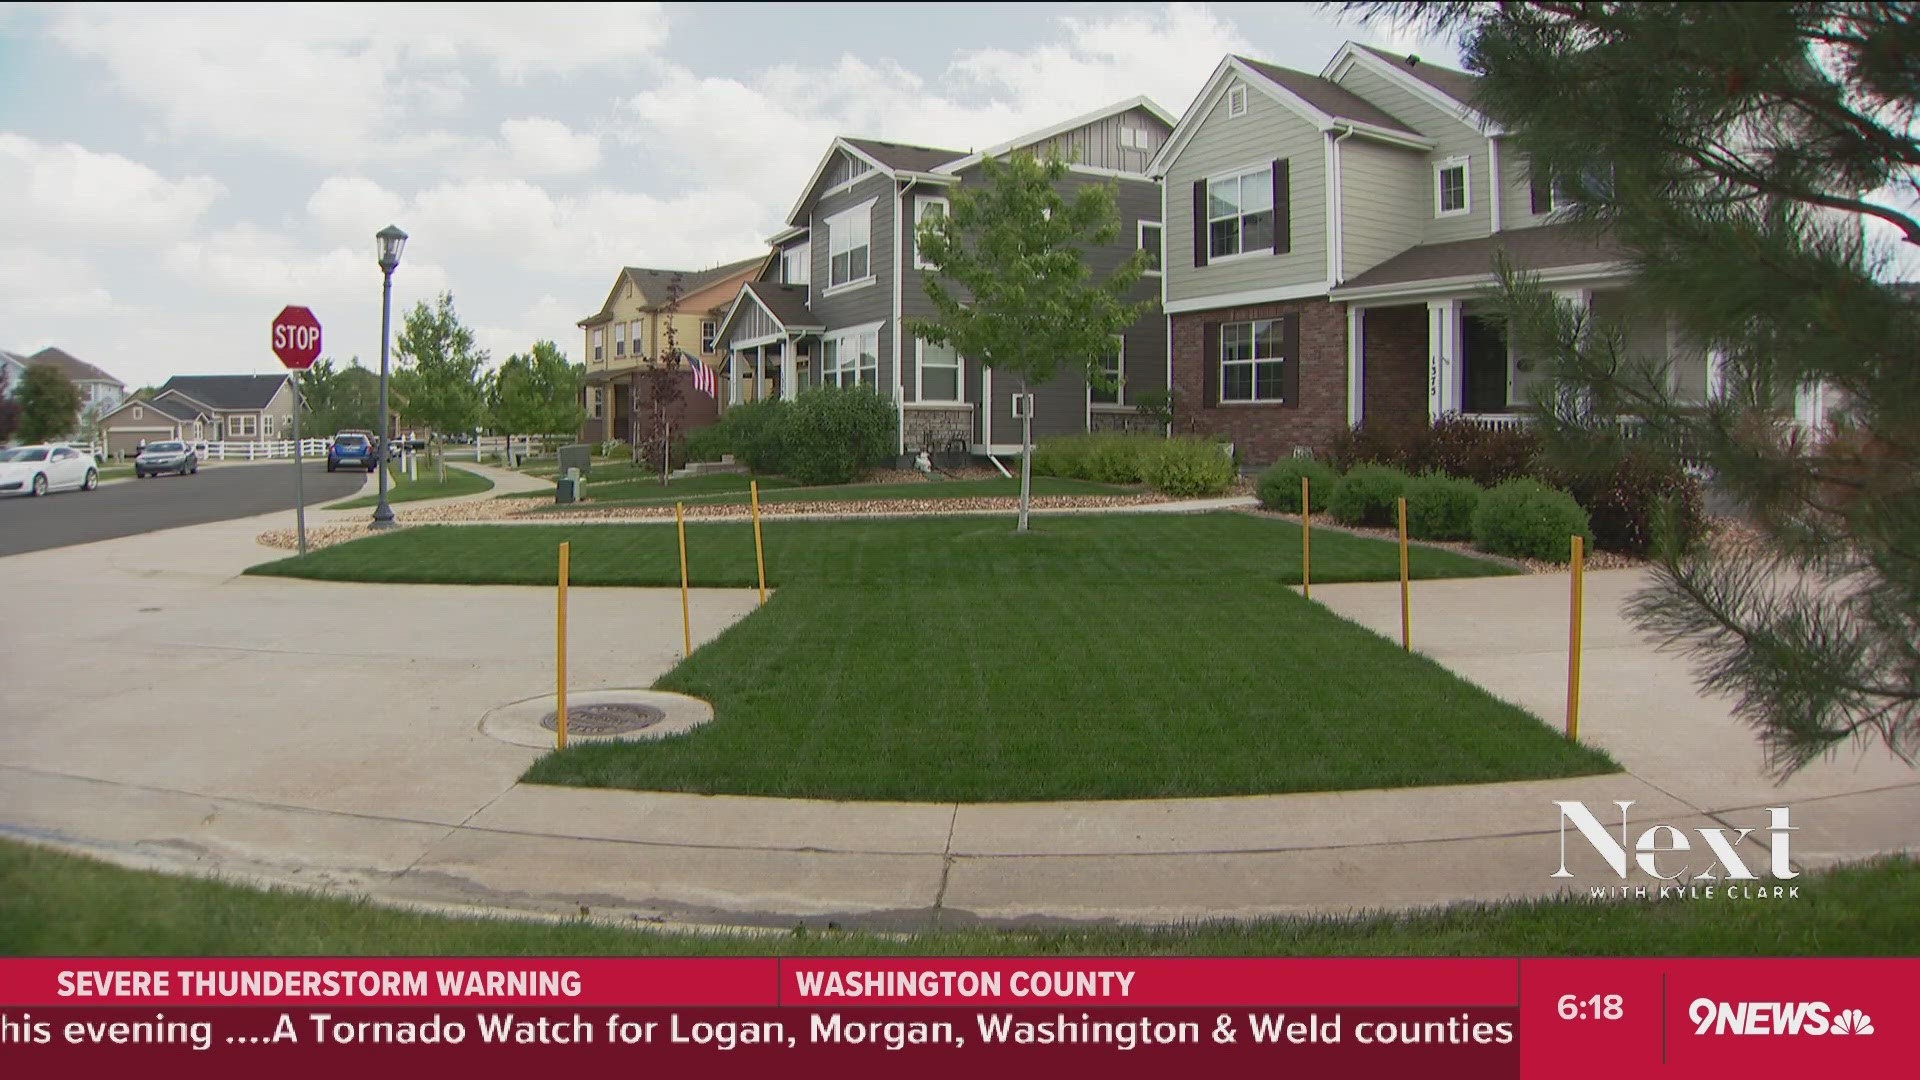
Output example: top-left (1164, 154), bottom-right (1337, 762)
top-left (1829, 1009), bottom-right (1875, 1036)
top-left (1690, 998), bottom-right (1877, 1037)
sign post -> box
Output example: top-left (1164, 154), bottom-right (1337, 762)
top-left (272, 305), bottom-right (322, 556)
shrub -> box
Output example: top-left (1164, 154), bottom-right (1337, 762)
top-left (1329, 418), bottom-right (1542, 487)
top-left (1032, 434), bottom-right (1163, 484)
top-left (778, 385), bottom-right (897, 485)
top-left (1328, 465), bottom-right (1411, 528)
top-left (1256, 457), bottom-right (1339, 513)
top-left (1472, 479), bottom-right (1594, 563)
top-left (681, 424), bottom-right (729, 464)
top-left (1139, 437), bottom-right (1235, 497)
top-left (1030, 437), bottom-right (1088, 479)
top-left (722, 398), bottom-right (791, 475)
top-left (1546, 452), bottom-right (1707, 557)
top-left (1402, 473), bottom-right (1484, 541)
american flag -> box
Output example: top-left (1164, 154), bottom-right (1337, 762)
top-left (687, 352), bottom-right (716, 398)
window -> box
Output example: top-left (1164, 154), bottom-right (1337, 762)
top-left (826, 200), bottom-right (874, 290)
top-left (1528, 165), bottom-right (1560, 214)
top-left (1090, 338), bottom-right (1124, 405)
top-left (1137, 221), bottom-right (1163, 275)
top-left (1434, 156), bottom-right (1470, 217)
top-left (781, 242), bottom-right (810, 285)
top-left (592, 327), bottom-right (604, 361)
top-left (1227, 84), bottom-right (1248, 118)
top-left (1207, 165), bottom-right (1273, 259)
top-left (614, 321), bottom-right (626, 357)
top-left (1220, 320), bottom-right (1287, 403)
top-left (263, 413), bottom-right (275, 436)
top-left (913, 196), bottom-right (948, 270)
top-left (700, 320), bottom-right (718, 353)
top-left (630, 320), bottom-right (643, 358)
top-left (230, 414), bottom-right (256, 437)
top-left (822, 327), bottom-right (880, 388)
top-left (917, 339), bottom-right (961, 402)
top-left (828, 152), bottom-right (873, 190)
top-left (587, 387), bottom-right (602, 419)
top-left (1118, 127), bottom-right (1146, 150)
top-left (132, 407), bottom-right (143, 420)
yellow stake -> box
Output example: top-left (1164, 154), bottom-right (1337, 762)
top-left (676, 501), bottom-right (693, 658)
top-left (1300, 475), bottom-right (1311, 600)
top-left (556, 541), bottom-right (570, 750)
top-left (1398, 496), bottom-right (1411, 651)
top-left (1567, 534), bottom-right (1586, 742)
top-left (750, 480), bottom-right (768, 606)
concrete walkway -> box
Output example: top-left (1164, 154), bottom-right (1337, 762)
top-left (1, 501), bottom-right (1913, 930)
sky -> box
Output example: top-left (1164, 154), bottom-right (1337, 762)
top-left (0, 2), bottom-right (1458, 389)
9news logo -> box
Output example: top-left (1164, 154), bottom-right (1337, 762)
top-left (1689, 999), bottom-right (1876, 1037)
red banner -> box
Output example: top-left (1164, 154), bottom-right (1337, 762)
top-left (0, 958), bottom-right (1908, 1078)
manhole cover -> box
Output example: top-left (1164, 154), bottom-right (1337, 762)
top-left (540, 702), bottom-right (666, 736)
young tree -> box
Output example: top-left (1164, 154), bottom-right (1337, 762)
top-left (491, 341), bottom-right (584, 442)
top-left (632, 274), bottom-right (686, 484)
top-left (393, 291), bottom-right (487, 480)
top-left (910, 151), bottom-right (1152, 531)
top-left (1348, 2), bottom-right (1920, 774)
top-left (0, 367), bottom-right (23, 443)
top-left (16, 365), bottom-right (81, 444)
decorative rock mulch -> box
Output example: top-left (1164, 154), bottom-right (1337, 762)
top-left (257, 524), bottom-right (387, 552)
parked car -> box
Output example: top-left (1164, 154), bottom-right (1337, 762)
top-left (134, 441), bottom-right (199, 479)
top-left (327, 433), bottom-right (378, 472)
top-left (0, 444), bottom-right (99, 496)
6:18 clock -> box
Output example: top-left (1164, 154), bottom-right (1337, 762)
top-left (1558, 994), bottom-right (1625, 1020)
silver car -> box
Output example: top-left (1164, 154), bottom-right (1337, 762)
top-left (134, 440), bottom-right (199, 479)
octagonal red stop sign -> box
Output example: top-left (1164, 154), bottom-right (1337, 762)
top-left (271, 305), bottom-right (322, 370)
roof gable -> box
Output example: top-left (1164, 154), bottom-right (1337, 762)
top-left (27, 346), bottom-right (123, 386)
top-left (1324, 43), bottom-right (1497, 135)
top-left (934, 97), bottom-right (1177, 176)
top-left (156, 374), bottom-right (287, 411)
top-left (782, 136), bottom-right (963, 227)
top-left (714, 281), bottom-right (824, 347)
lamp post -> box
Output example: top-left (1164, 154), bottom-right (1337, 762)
top-left (372, 224), bottom-right (407, 529)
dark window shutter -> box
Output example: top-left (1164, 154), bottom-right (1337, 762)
top-left (1530, 167), bottom-right (1550, 214)
top-left (1202, 322), bottom-right (1221, 406)
top-left (1192, 180), bottom-right (1208, 267)
top-left (1272, 159), bottom-right (1291, 254)
top-left (1281, 314), bottom-right (1301, 408)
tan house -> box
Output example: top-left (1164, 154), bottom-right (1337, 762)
top-left (578, 257), bottom-right (763, 444)
top-left (98, 374), bottom-right (296, 457)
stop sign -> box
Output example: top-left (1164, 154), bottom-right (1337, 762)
top-left (271, 305), bottom-right (322, 370)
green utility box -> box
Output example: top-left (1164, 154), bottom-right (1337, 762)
top-left (555, 469), bottom-right (583, 504)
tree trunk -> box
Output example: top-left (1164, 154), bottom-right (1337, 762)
top-left (1017, 380), bottom-right (1032, 534)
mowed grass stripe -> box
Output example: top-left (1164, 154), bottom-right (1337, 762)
top-left (250, 514), bottom-right (1617, 800)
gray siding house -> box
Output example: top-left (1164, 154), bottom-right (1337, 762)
top-left (714, 98), bottom-right (1175, 461)
top-left (1150, 45), bottom-right (1759, 467)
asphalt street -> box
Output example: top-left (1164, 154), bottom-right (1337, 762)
top-left (0, 460), bottom-right (366, 557)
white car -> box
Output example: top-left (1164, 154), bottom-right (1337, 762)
top-left (0, 444), bottom-right (99, 497)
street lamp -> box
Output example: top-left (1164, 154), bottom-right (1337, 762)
top-left (371, 224), bottom-right (407, 529)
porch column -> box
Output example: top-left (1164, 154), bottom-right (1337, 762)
top-left (1794, 381), bottom-right (1827, 438)
top-left (1426, 298), bottom-right (1462, 420)
top-left (1553, 288), bottom-right (1596, 420)
top-left (782, 337), bottom-right (798, 401)
top-left (1707, 347), bottom-right (1729, 401)
top-left (729, 350), bottom-right (742, 405)
top-left (1346, 305), bottom-right (1366, 428)
top-left (756, 345), bottom-right (767, 402)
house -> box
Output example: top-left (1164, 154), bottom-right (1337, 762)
top-left (1149, 45), bottom-right (1731, 466)
top-left (98, 374), bottom-right (296, 456)
top-left (712, 97), bottom-right (1175, 462)
top-left (577, 257), bottom-right (763, 444)
top-left (6, 347), bottom-right (127, 431)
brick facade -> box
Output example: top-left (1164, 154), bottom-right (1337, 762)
top-left (1360, 304), bottom-right (1430, 432)
top-left (1090, 408), bottom-right (1165, 436)
top-left (1170, 297), bottom-right (1349, 466)
top-left (903, 405), bottom-right (974, 454)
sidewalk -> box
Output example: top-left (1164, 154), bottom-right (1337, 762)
top-left (1, 503), bottom-right (1912, 929)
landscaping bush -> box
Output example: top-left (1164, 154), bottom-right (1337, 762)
top-left (1030, 437), bottom-right (1090, 479)
top-left (719, 398), bottom-right (790, 475)
top-left (1032, 434), bottom-right (1162, 484)
top-left (1328, 464), bottom-right (1412, 528)
top-left (1402, 473), bottom-right (1484, 541)
top-left (681, 424), bottom-right (729, 465)
top-left (1472, 479), bottom-right (1594, 563)
top-left (1546, 452), bottom-right (1707, 557)
top-left (1138, 437), bottom-right (1236, 497)
top-left (1330, 418), bottom-right (1542, 487)
top-left (778, 385), bottom-right (897, 485)
top-left (1256, 457), bottom-right (1339, 513)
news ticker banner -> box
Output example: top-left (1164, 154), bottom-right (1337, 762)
top-left (0, 957), bottom-right (1909, 1078)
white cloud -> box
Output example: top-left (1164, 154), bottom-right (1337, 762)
top-left (0, 134), bottom-right (224, 239)
top-left (499, 118), bottom-right (603, 175)
top-left (164, 224), bottom-right (449, 303)
top-left (0, 245), bottom-right (127, 319)
top-left (306, 177), bottom-right (408, 240)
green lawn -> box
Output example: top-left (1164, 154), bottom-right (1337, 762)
top-left (4, 841), bottom-right (1913, 956)
top-left (96, 465), bottom-right (136, 482)
top-left (326, 463), bottom-right (493, 509)
top-left (250, 514), bottom-right (1616, 800)
top-left (498, 471), bottom-right (801, 502)
top-left (509, 474), bottom-right (1138, 509)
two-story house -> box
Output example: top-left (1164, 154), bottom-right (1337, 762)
top-left (1152, 45), bottom-right (1720, 466)
top-left (577, 257), bottom-right (762, 444)
top-left (712, 98), bottom-right (1175, 462)
top-left (17, 347), bottom-right (127, 430)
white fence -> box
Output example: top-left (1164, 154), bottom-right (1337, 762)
top-left (195, 439), bottom-right (332, 461)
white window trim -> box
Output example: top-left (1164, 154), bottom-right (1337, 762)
top-left (1434, 155), bottom-right (1471, 219)
top-left (825, 197), bottom-right (877, 292)
top-left (821, 321), bottom-right (884, 389)
top-left (1137, 220), bottom-right (1163, 277)
top-left (1227, 84), bottom-right (1248, 118)
top-left (1089, 335), bottom-right (1126, 408)
top-left (821, 154), bottom-right (877, 199)
top-left (915, 338), bottom-right (965, 404)
top-left (912, 195), bottom-right (949, 270)
top-left (1205, 162), bottom-right (1274, 261)
top-left (591, 327), bottom-right (604, 361)
top-left (699, 320), bottom-right (718, 354)
top-left (614, 321), bottom-right (626, 356)
top-left (229, 414), bottom-right (257, 437)
top-left (1219, 319), bottom-right (1288, 404)
top-left (132, 407), bottom-right (143, 420)
top-left (781, 241), bottom-right (810, 286)
top-left (263, 413), bottom-right (275, 436)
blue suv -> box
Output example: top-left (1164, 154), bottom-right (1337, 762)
top-left (327, 433), bottom-right (378, 473)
